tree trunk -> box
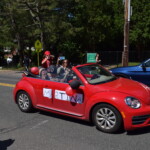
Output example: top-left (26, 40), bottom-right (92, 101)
top-left (25, 1), bottom-right (46, 50)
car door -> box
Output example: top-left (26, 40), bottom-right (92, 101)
top-left (34, 78), bottom-right (54, 107)
top-left (34, 70), bottom-right (86, 117)
top-left (52, 83), bottom-right (85, 117)
top-left (52, 71), bottom-right (86, 117)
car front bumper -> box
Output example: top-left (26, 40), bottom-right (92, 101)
top-left (123, 105), bottom-right (150, 131)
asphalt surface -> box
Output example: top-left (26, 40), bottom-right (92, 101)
top-left (0, 70), bottom-right (23, 85)
top-left (1, 70), bottom-right (150, 150)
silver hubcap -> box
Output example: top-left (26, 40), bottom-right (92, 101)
top-left (96, 108), bottom-right (116, 129)
top-left (18, 94), bottom-right (29, 110)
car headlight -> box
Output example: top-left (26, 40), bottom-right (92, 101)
top-left (125, 97), bottom-right (141, 109)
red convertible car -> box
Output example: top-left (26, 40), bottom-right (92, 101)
top-left (13, 63), bottom-right (150, 133)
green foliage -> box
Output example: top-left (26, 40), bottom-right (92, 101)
top-left (0, 0), bottom-right (149, 65)
top-left (130, 0), bottom-right (150, 47)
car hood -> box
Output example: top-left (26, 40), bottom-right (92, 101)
top-left (110, 66), bottom-right (138, 72)
top-left (94, 78), bottom-right (150, 104)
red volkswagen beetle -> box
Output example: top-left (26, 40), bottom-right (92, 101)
top-left (13, 63), bottom-right (150, 133)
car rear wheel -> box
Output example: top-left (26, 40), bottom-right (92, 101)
top-left (17, 91), bottom-right (33, 112)
top-left (92, 104), bottom-right (123, 133)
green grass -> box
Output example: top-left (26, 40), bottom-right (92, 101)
top-left (105, 62), bottom-right (140, 69)
top-left (128, 62), bottom-right (140, 66)
top-left (0, 66), bottom-right (25, 71)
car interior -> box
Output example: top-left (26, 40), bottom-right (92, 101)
top-left (25, 66), bottom-right (79, 84)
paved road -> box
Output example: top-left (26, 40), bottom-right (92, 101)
top-left (0, 70), bottom-right (22, 84)
top-left (1, 71), bottom-right (150, 150)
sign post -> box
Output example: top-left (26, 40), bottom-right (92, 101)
top-left (34, 40), bottom-right (42, 66)
top-left (122, 0), bottom-right (131, 66)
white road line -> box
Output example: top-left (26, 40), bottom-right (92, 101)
top-left (30, 120), bottom-right (49, 129)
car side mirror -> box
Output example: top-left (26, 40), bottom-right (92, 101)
top-left (69, 80), bottom-right (81, 89)
top-left (65, 86), bottom-right (76, 96)
top-left (66, 80), bottom-right (81, 96)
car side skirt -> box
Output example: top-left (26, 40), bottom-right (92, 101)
top-left (36, 105), bottom-right (83, 117)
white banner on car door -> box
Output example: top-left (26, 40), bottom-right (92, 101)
top-left (55, 90), bottom-right (83, 104)
top-left (43, 88), bottom-right (52, 99)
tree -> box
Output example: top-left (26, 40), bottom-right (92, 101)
top-left (130, 0), bottom-right (150, 60)
top-left (0, 0), bottom-right (149, 66)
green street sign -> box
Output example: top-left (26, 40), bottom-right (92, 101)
top-left (87, 53), bottom-right (96, 63)
top-left (35, 40), bottom-right (42, 49)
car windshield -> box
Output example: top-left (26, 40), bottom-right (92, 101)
top-left (77, 64), bottom-right (116, 84)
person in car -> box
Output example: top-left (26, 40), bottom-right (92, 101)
top-left (57, 59), bottom-right (70, 82)
top-left (39, 68), bottom-right (49, 80)
top-left (47, 65), bottom-right (60, 82)
top-left (41, 51), bottom-right (54, 68)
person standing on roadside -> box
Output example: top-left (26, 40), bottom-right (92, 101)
top-left (41, 51), bottom-right (54, 69)
top-left (23, 55), bottom-right (31, 71)
top-left (95, 53), bottom-right (101, 64)
top-left (7, 57), bottom-right (12, 66)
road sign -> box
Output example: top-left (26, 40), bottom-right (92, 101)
top-left (35, 40), bottom-right (42, 49)
top-left (87, 53), bottom-right (96, 63)
top-left (34, 40), bottom-right (42, 53)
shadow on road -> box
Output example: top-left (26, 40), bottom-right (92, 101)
top-left (38, 110), bottom-right (126, 134)
top-left (127, 126), bottom-right (150, 135)
top-left (0, 139), bottom-right (15, 150)
top-left (38, 110), bottom-right (94, 127)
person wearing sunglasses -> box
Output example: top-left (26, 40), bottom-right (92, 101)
top-left (57, 59), bottom-right (70, 82)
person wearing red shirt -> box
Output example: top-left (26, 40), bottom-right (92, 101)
top-left (41, 51), bottom-right (54, 68)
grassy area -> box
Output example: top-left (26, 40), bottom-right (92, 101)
top-left (105, 62), bottom-right (140, 69)
top-left (128, 62), bottom-right (140, 66)
top-left (0, 66), bottom-right (25, 71)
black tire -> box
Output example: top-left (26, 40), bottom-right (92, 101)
top-left (17, 91), bottom-right (33, 113)
top-left (92, 104), bottom-right (123, 133)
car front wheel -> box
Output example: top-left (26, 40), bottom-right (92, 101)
top-left (92, 104), bottom-right (123, 133)
top-left (17, 91), bottom-right (33, 112)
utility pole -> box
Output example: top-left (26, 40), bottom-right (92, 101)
top-left (122, 0), bottom-right (131, 66)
